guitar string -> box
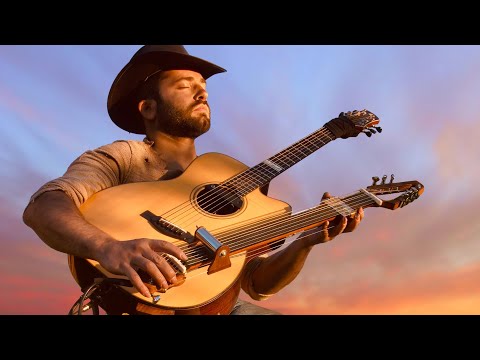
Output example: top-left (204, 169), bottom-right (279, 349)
top-left (186, 193), bottom-right (371, 264)
top-left (215, 186), bottom-right (407, 255)
top-left (157, 191), bottom-right (371, 272)
top-left (212, 195), bottom-right (366, 258)
top-left (179, 191), bottom-right (375, 264)
top-left (179, 184), bottom-right (409, 264)
top-left (178, 200), bottom-right (376, 279)
top-left (156, 222), bottom-right (337, 285)
top-left (226, 189), bottom-right (413, 268)
top-left (179, 221), bottom-right (363, 282)
top-left (153, 128), bottom-right (335, 229)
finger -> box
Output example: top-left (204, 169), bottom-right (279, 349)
top-left (150, 239), bottom-right (188, 261)
top-left (303, 221), bottom-right (330, 245)
top-left (329, 216), bottom-right (347, 238)
top-left (134, 257), bottom-right (170, 290)
top-left (318, 221), bottom-right (331, 243)
top-left (345, 209), bottom-right (363, 233)
top-left (358, 207), bottom-right (364, 221)
top-left (124, 266), bottom-right (152, 298)
top-left (344, 218), bottom-right (358, 233)
top-left (312, 221), bottom-right (331, 244)
top-left (146, 250), bottom-right (179, 284)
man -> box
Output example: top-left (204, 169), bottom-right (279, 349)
top-left (22, 45), bottom-right (364, 315)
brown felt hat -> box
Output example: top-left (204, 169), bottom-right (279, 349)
top-left (107, 45), bottom-right (227, 134)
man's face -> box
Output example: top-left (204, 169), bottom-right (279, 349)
top-left (154, 69), bottom-right (210, 138)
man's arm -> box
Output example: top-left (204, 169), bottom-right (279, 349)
top-left (23, 191), bottom-right (187, 298)
top-left (246, 193), bottom-right (364, 298)
top-left (23, 191), bottom-right (111, 259)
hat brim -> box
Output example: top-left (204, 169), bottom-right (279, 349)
top-left (108, 51), bottom-right (226, 134)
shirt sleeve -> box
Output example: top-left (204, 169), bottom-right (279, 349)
top-left (240, 254), bottom-right (274, 301)
top-left (28, 140), bottom-right (133, 208)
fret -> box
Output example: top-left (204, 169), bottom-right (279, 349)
top-left (224, 127), bottom-right (335, 194)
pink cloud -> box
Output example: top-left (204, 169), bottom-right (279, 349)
top-left (0, 273), bottom-right (81, 314)
top-left (433, 121), bottom-right (480, 197)
top-left (252, 259), bottom-right (480, 315)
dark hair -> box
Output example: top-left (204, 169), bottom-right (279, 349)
top-left (134, 71), bottom-right (163, 104)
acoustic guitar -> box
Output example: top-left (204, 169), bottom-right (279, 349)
top-left (68, 110), bottom-right (384, 314)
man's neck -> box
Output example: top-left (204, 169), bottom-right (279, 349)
top-left (147, 132), bottom-right (197, 171)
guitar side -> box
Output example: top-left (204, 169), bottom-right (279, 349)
top-left (68, 152), bottom-right (292, 314)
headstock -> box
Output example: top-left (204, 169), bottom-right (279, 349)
top-left (325, 109), bottom-right (381, 139)
top-left (366, 174), bottom-right (424, 210)
top-left (343, 109), bottom-right (382, 137)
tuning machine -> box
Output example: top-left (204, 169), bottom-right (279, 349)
top-left (399, 187), bottom-right (421, 208)
top-left (372, 174), bottom-right (394, 186)
top-left (362, 126), bottom-right (382, 137)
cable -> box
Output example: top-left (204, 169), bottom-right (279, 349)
top-left (67, 277), bottom-right (133, 315)
top-left (68, 279), bottom-right (103, 315)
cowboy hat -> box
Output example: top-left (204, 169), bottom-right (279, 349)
top-left (107, 45), bottom-right (227, 134)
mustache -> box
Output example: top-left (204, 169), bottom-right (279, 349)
top-left (190, 101), bottom-right (209, 110)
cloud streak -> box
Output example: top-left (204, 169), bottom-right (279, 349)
top-left (2, 45), bottom-right (480, 315)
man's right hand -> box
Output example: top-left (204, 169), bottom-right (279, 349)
top-left (96, 238), bottom-right (188, 298)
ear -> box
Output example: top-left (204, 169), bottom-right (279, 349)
top-left (138, 99), bottom-right (157, 120)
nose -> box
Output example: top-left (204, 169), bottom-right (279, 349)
top-left (195, 86), bottom-right (208, 102)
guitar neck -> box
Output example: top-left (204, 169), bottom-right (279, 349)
top-left (224, 126), bottom-right (336, 196)
top-left (214, 189), bottom-right (376, 255)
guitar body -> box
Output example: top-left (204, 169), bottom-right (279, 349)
top-left (68, 152), bottom-right (292, 315)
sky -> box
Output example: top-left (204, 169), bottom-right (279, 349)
top-left (1, 45), bottom-right (479, 315)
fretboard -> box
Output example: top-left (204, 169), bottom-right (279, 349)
top-left (215, 190), bottom-right (376, 254)
top-left (223, 126), bottom-right (336, 196)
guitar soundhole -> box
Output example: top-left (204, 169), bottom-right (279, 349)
top-left (196, 184), bottom-right (244, 216)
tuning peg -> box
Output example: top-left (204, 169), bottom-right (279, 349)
top-left (409, 190), bottom-right (417, 201)
top-left (369, 128), bottom-right (377, 134)
top-left (374, 126), bottom-right (382, 133)
top-left (389, 174), bottom-right (395, 184)
top-left (372, 176), bottom-right (380, 186)
top-left (381, 175), bottom-right (387, 185)
top-left (363, 130), bottom-right (372, 137)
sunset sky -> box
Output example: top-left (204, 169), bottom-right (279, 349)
top-left (1, 45), bottom-right (479, 315)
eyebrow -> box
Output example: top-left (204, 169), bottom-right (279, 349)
top-left (173, 76), bottom-right (206, 84)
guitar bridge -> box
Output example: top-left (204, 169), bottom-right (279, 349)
top-left (140, 210), bottom-right (195, 243)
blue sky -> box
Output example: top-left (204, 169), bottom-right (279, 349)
top-left (1, 45), bottom-right (480, 314)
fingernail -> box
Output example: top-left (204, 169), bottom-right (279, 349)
top-left (170, 275), bottom-right (177, 283)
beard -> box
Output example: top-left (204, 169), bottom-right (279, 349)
top-left (155, 98), bottom-right (211, 139)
